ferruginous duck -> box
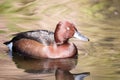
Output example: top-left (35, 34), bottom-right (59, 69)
top-left (4, 21), bottom-right (89, 59)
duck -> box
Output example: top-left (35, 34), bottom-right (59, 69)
top-left (4, 21), bottom-right (89, 59)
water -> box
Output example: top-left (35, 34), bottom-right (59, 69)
top-left (76, 19), bottom-right (120, 80)
top-left (0, 52), bottom-right (90, 80)
top-left (0, 0), bottom-right (120, 80)
top-left (1, 19), bottom-right (120, 80)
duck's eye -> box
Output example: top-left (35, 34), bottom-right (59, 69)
top-left (66, 27), bottom-right (70, 30)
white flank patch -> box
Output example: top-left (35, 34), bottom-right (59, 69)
top-left (7, 42), bottom-right (13, 52)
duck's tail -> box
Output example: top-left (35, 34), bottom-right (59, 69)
top-left (3, 41), bottom-right (13, 51)
top-left (4, 41), bottom-right (11, 45)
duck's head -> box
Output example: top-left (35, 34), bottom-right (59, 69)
top-left (54, 21), bottom-right (89, 45)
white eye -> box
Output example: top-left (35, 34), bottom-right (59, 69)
top-left (67, 27), bottom-right (70, 30)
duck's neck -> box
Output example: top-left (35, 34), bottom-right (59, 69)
top-left (53, 39), bottom-right (69, 49)
top-left (54, 38), bottom-right (69, 46)
top-left (54, 32), bottom-right (69, 46)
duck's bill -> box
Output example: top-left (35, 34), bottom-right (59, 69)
top-left (73, 31), bottom-right (89, 41)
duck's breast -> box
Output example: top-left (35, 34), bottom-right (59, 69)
top-left (43, 43), bottom-right (77, 58)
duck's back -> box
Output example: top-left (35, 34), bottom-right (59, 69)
top-left (5, 30), bottom-right (55, 45)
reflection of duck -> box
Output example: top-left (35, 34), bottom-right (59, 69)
top-left (12, 52), bottom-right (78, 73)
top-left (56, 69), bottom-right (90, 80)
top-left (12, 53), bottom-right (90, 80)
top-left (4, 21), bottom-right (89, 59)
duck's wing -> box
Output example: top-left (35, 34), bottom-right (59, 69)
top-left (4, 30), bottom-right (55, 46)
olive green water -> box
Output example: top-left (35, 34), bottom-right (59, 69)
top-left (0, 0), bottom-right (120, 80)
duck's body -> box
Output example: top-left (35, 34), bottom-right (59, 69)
top-left (4, 21), bottom-right (89, 59)
top-left (13, 38), bottom-right (76, 58)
